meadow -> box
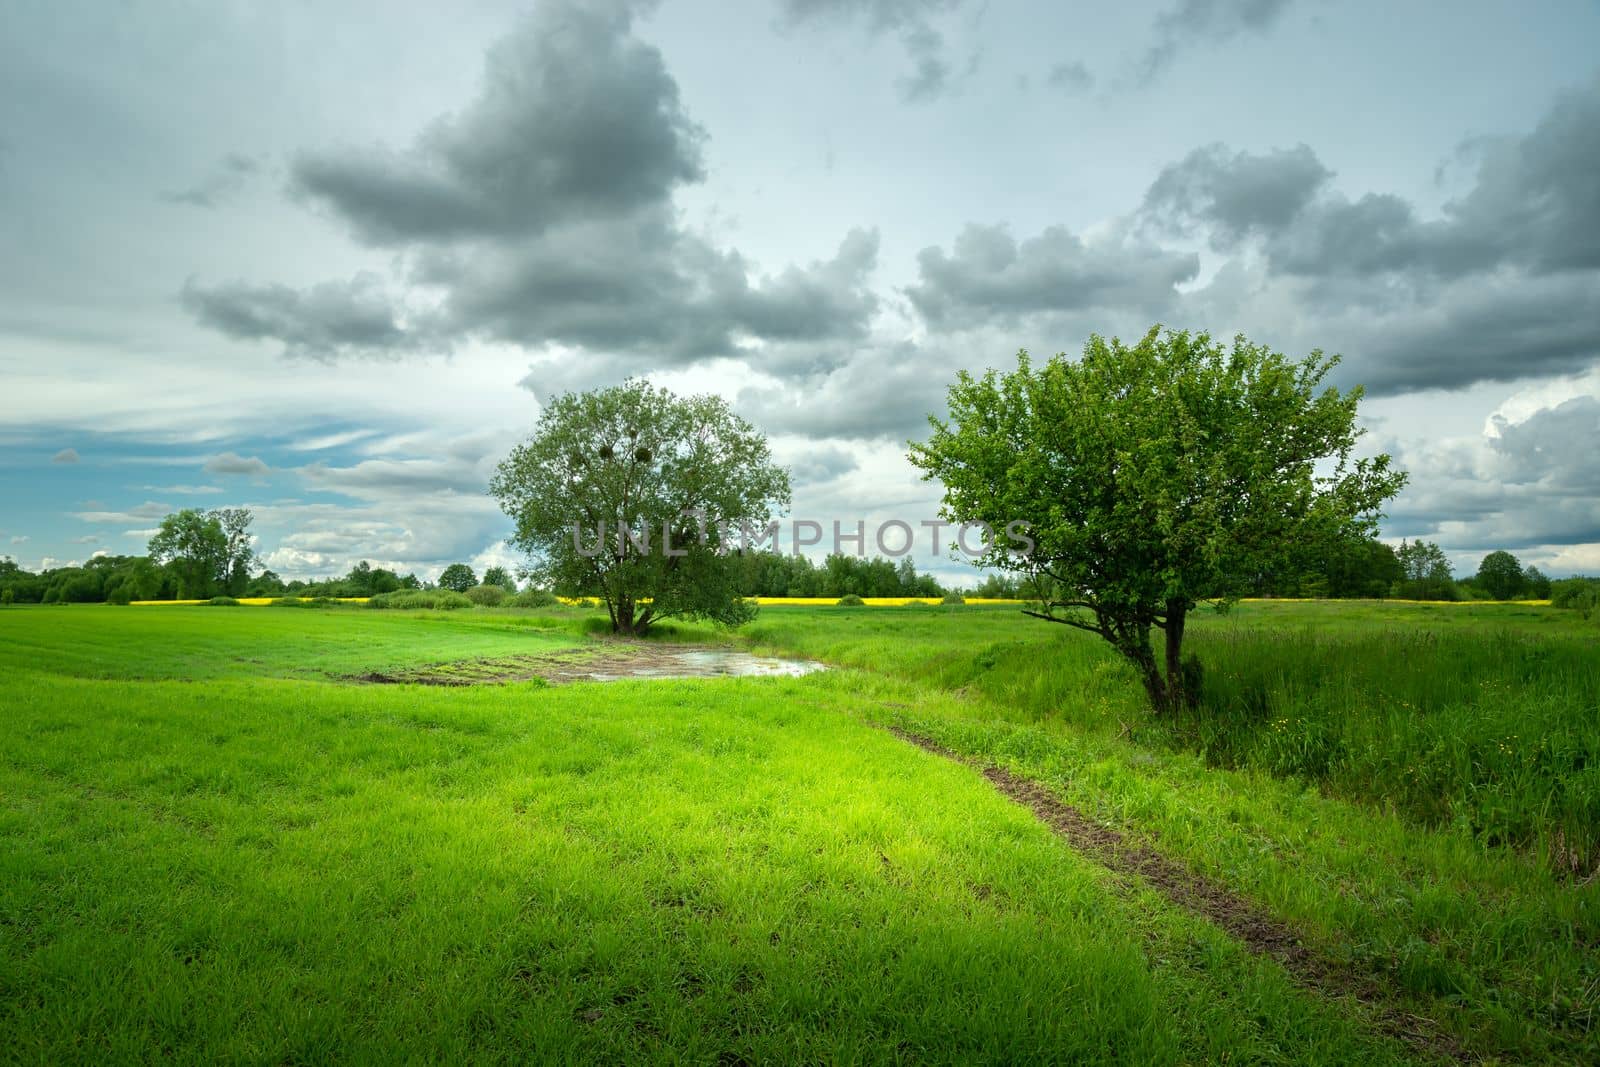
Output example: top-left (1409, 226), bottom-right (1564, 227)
top-left (2, 601), bottom-right (1597, 1063)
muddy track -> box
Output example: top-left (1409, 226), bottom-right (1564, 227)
top-left (888, 726), bottom-right (1473, 1064)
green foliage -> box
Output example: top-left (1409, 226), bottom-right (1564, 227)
top-left (491, 378), bottom-right (790, 635)
top-left (1395, 540), bottom-right (1457, 600)
top-left (1522, 564), bottom-right (1552, 599)
top-left (268, 597), bottom-right (307, 607)
top-left (910, 327), bottom-right (1406, 712)
top-left (724, 550), bottom-right (946, 598)
top-left (1475, 550), bottom-right (1526, 600)
top-left (1550, 578), bottom-right (1600, 618)
top-left (464, 584), bottom-right (506, 606)
top-left (941, 593), bottom-right (966, 605)
top-left (205, 596), bottom-right (242, 606)
top-left (1, 588), bottom-right (13, 605)
top-left (366, 590), bottom-right (473, 611)
top-left (837, 593), bottom-right (865, 606)
top-left (148, 508), bottom-right (255, 599)
top-left (105, 587), bottom-right (131, 606)
top-left (437, 563), bottom-right (477, 593)
top-left (509, 588), bottom-right (560, 608)
top-left (481, 565), bottom-right (519, 593)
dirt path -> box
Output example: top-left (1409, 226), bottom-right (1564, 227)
top-left (889, 726), bottom-right (1473, 1064)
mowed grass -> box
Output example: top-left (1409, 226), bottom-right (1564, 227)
top-left (0, 607), bottom-right (1412, 1064)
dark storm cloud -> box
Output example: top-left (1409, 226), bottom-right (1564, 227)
top-left (777, 0), bottom-right (970, 103)
top-left (1142, 142), bottom-right (1331, 243)
top-left (788, 445), bottom-right (859, 485)
top-left (1135, 79), bottom-right (1600, 395)
top-left (1383, 396), bottom-right (1600, 551)
top-left (1492, 396), bottom-right (1600, 494)
top-left (186, 0), bottom-right (878, 371)
top-left (429, 221), bottom-right (879, 361)
top-left (1340, 271), bottom-right (1600, 395)
top-left (181, 275), bottom-right (431, 361)
top-left (739, 339), bottom-right (954, 442)
top-left (906, 223), bottom-right (1198, 330)
top-left (1136, 0), bottom-right (1296, 84)
top-left (291, 2), bottom-right (704, 245)
top-left (1146, 79), bottom-right (1600, 281)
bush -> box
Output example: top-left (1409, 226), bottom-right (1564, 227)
top-left (510, 588), bottom-right (560, 608)
top-left (205, 596), bottom-right (241, 606)
top-left (1, 589), bottom-right (13, 606)
top-left (366, 590), bottom-right (472, 611)
top-left (1550, 578), bottom-right (1600, 619)
top-left (106, 587), bottom-right (132, 606)
top-left (941, 593), bottom-right (966, 605)
top-left (268, 597), bottom-right (307, 607)
top-left (464, 584), bottom-right (507, 607)
top-left (836, 593), bottom-right (865, 607)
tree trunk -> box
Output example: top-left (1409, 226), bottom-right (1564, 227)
top-left (1117, 623), bottom-right (1171, 713)
top-left (615, 595), bottom-right (634, 634)
top-left (1163, 598), bottom-right (1189, 712)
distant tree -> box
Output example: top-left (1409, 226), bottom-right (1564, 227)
top-left (910, 327), bottom-right (1406, 713)
top-left (216, 508), bottom-right (256, 595)
top-left (1475, 550), bottom-right (1525, 601)
top-left (1395, 540), bottom-right (1457, 600)
top-left (437, 563), bottom-right (477, 593)
top-left (481, 565), bottom-right (518, 593)
top-left (492, 379), bottom-right (790, 635)
top-left (247, 569), bottom-right (287, 597)
top-left (1522, 564), bottom-right (1552, 600)
top-left (148, 510), bottom-right (230, 599)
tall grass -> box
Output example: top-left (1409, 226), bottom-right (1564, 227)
top-left (749, 602), bottom-right (1600, 871)
top-left (1185, 624), bottom-right (1600, 871)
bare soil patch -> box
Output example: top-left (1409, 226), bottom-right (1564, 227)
top-left (353, 643), bottom-right (827, 687)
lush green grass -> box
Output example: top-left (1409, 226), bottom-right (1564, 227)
top-left (748, 600), bottom-right (1600, 867)
top-left (1, 605), bottom-right (1416, 1063)
top-left (4, 600), bottom-right (1598, 1061)
top-left (747, 601), bottom-right (1600, 1060)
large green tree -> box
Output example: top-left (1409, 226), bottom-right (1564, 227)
top-left (1475, 550), bottom-right (1525, 600)
top-left (491, 379), bottom-right (790, 635)
top-left (909, 327), bottom-right (1406, 713)
top-left (437, 564), bottom-right (477, 593)
top-left (146, 520), bottom-right (215, 598)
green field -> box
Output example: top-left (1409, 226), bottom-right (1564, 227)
top-left (2, 602), bottom-right (1597, 1063)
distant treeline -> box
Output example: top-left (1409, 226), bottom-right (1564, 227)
top-left (3, 537), bottom-right (1595, 609)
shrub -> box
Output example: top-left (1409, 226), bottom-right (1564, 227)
top-left (1551, 578), bottom-right (1600, 619)
top-left (941, 593), bottom-right (966, 605)
top-left (268, 597), bottom-right (307, 607)
top-left (464, 584), bottom-right (507, 607)
top-left (836, 593), bottom-right (865, 607)
top-left (42, 588), bottom-right (60, 604)
top-left (106, 587), bottom-right (132, 606)
top-left (1, 589), bottom-right (13, 606)
top-left (205, 596), bottom-right (241, 606)
top-left (510, 588), bottom-right (560, 608)
top-left (366, 590), bottom-right (472, 611)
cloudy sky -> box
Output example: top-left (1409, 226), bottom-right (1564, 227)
top-left (3, 0), bottom-right (1599, 584)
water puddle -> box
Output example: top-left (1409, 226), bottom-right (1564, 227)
top-left (353, 644), bottom-right (828, 687)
